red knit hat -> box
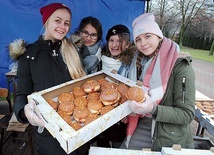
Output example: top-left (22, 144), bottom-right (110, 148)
top-left (40, 3), bottom-right (71, 24)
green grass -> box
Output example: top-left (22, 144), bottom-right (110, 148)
top-left (181, 47), bottom-right (214, 63)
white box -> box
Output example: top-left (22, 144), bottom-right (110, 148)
top-left (161, 146), bottom-right (214, 155)
top-left (28, 70), bottom-right (136, 154)
top-left (89, 146), bottom-right (162, 155)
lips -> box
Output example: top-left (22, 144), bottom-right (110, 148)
top-left (142, 46), bottom-right (150, 51)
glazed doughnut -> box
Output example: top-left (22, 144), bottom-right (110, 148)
top-left (58, 92), bottom-right (74, 104)
top-left (87, 92), bottom-right (100, 101)
top-left (73, 86), bottom-right (86, 98)
top-left (58, 101), bottom-right (75, 116)
top-left (87, 99), bottom-right (103, 114)
top-left (73, 106), bottom-right (90, 123)
top-left (82, 80), bottom-right (100, 93)
top-left (126, 86), bottom-right (145, 103)
top-left (100, 105), bottom-right (114, 115)
top-left (46, 99), bottom-right (59, 111)
top-left (74, 96), bottom-right (88, 107)
top-left (100, 88), bottom-right (121, 106)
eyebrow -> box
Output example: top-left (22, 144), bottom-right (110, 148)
top-left (54, 16), bottom-right (70, 22)
top-left (82, 30), bottom-right (97, 34)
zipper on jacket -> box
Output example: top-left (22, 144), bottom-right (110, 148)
top-left (182, 77), bottom-right (186, 104)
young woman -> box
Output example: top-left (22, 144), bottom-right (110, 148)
top-left (97, 24), bottom-right (136, 148)
top-left (101, 24), bottom-right (136, 74)
top-left (120, 13), bottom-right (196, 151)
top-left (10, 3), bottom-right (88, 155)
top-left (70, 16), bottom-right (103, 74)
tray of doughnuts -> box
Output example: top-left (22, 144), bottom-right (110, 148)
top-left (27, 70), bottom-right (141, 154)
top-left (195, 99), bottom-right (214, 115)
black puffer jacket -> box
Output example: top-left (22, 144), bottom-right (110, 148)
top-left (10, 36), bottom-right (71, 123)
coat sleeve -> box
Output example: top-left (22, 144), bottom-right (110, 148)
top-left (155, 59), bottom-right (195, 124)
top-left (14, 52), bottom-right (34, 123)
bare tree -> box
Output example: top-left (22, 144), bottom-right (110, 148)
top-left (150, 0), bottom-right (207, 46)
top-left (177, 0), bottom-right (206, 47)
top-left (150, 0), bottom-right (180, 38)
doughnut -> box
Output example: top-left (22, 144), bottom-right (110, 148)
top-left (100, 88), bottom-right (121, 106)
top-left (70, 122), bottom-right (82, 131)
top-left (100, 80), bottom-right (114, 91)
top-left (58, 101), bottom-right (75, 116)
top-left (59, 113), bottom-right (72, 125)
top-left (73, 86), bottom-right (86, 98)
top-left (58, 92), bottom-right (74, 104)
top-left (84, 113), bottom-right (98, 125)
top-left (100, 105), bottom-right (114, 115)
top-left (74, 96), bottom-right (88, 107)
top-left (202, 101), bottom-right (211, 106)
top-left (46, 99), bottom-right (59, 111)
top-left (97, 78), bottom-right (108, 85)
top-left (73, 106), bottom-right (90, 123)
top-left (195, 102), bottom-right (204, 110)
top-left (87, 92), bottom-right (100, 100)
top-left (87, 99), bottom-right (103, 114)
top-left (116, 83), bottom-right (129, 104)
top-left (126, 86), bottom-right (145, 103)
top-left (82, 80), bottom-right (100, 93)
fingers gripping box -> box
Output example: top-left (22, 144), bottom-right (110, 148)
top-left (28, 70), bottom-right (137, 154)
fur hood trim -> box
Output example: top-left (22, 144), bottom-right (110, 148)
top-left (9, 39), bottom-right (26, 60)
top-left (69, 34), bottom-right (84, 48)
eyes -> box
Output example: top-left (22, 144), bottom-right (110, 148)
top-left (135, 34), bottom-right (152, 43)
top-left (80, 30), bottom-right (98, 40)
top-left (108, 38), bottom-right (122, 45)
top-left (54, 19), bottom-right (70, 27)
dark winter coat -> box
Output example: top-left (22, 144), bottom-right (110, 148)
top-left (9, 36), bottom-right (88, 155)
top-left (152, 53), bottom-right (195, 150)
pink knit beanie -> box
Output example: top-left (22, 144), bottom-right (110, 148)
top-left (132, 13), bottom-right (163, 43)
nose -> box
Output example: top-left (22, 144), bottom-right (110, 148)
top-left (140, 40), bottom-right (146, 47)
top-left (59, 23), bottom-right (66, 29)
top-left (112, 41), bottom-right (119, 47)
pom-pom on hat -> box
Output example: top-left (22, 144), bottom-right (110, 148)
top-left (106, 24), bottom-right (130, 41)
top-left (40, 3), bottom-right (71, 24)
top-left (132, 13), bottom-right (163, 43)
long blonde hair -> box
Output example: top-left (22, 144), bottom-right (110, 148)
top-left (43, 9), bottom-right (86, 79)
top-left (61, 37), bottom-right (86, 79)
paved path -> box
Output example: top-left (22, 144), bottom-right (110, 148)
top-left (191, 59), bottom-right (214, 99)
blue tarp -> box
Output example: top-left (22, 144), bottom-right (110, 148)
top-left (0, 0), bottom-right (145, 88)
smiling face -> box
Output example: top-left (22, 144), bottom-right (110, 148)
top-left (80, 24), bottom-right (98, 47)
top-left (44, 8), bottom-right (71, 42)
top-left (107, 35), bottom-right (128, 57)
top-left (135, 33), bottom-right (162, 57)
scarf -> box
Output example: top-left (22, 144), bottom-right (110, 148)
top-left (125, 37), bottom-right (179, 148)
top-left (101, 55), bottom-right (122, 72)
